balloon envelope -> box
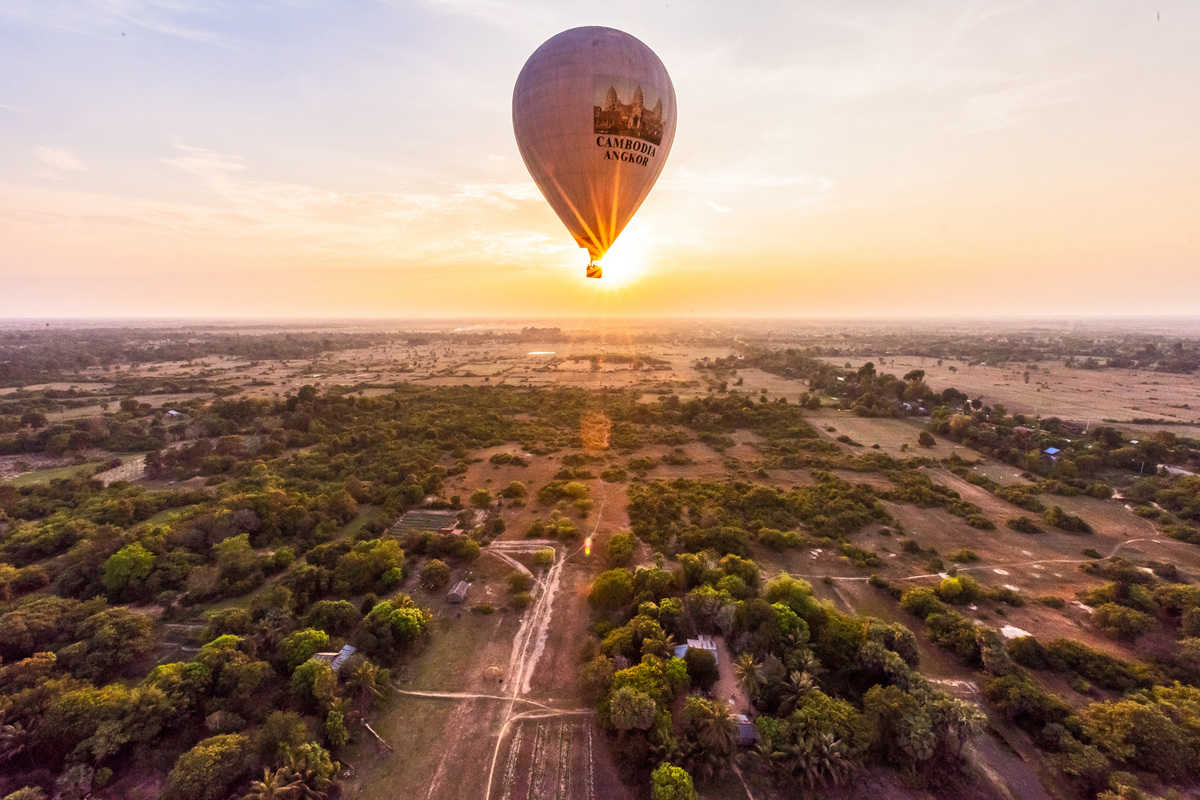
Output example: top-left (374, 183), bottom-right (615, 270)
top-left (513, 26), bottom-right (677, 269)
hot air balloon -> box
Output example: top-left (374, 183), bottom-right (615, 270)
top-left (513, 27), bottom-right (677, 279)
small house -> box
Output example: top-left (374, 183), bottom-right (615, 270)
top-left (330, 644), bottom-right (356, 674)
top-left (672, 636), bottom-right (719, 665)
top-left (733, 714), bottom-right (758, 746)
top-left (448, 580), bottom-right (470, 604)
top-left (312, 644), bottom-right (357, 674)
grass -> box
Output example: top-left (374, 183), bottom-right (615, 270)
top-left (337, 505), bottom-right (386, 539)
top-left (6, 461), bottom-right (104, 486)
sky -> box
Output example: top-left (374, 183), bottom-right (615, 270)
top-left (1, 0), bottom-right (1198, 318)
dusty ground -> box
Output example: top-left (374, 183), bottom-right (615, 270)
top-left (820, 355), bottom-right (1200, 428)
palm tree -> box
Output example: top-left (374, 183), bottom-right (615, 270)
top-left (787, 733), bottom-right (852, 791)
top-left (344, 658), bottom-right (386, 718)
top-left (744, 739), bottom-right (787, 782)
top-left (242, 766), bottom-right (302, 800)
top-left (788, 647), bottom-right (823, 678)
top-left (695, 701), bottom-right (736, 757)
top-left (732, 653), bottom-right (763, 703)
top-left (776, 670), bottom-right (815, 715)
top-left (285, 750), bottom-right (334, 800)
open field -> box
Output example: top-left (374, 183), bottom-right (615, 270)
top-left (4, 320), bottom-right (1200, 800)
top-left (821, 355), bottom-right (1200, 428)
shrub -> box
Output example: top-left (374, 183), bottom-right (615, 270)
top-left (918, 431), bottom-right (936, 447)
top-left (606, 532), bottom-right (636, 567)
top-left (1007, 516), bottom-right (1043, 534)
top-left (1093, 603), bottom-right (1154, 641)
top-left (683, 647), bottom-right (718, 690)
top-left (162, 734), bottom-right (251, 800)
top-left (500, 481), bottom-right (527, 499)
top-left (1044, 506), bottom-right (1093, 533)
top-left (419, 558), bottom-right (451, 591)
top-left (507, 570), bottom-right (534, 594)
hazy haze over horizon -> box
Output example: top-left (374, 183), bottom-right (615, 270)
top-left (2, 0), bottom-right (1198, 318)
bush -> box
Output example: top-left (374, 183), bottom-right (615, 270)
top-left (500, 481), bottom-right (527, 499)
top-left (936, 574), bottom-right (982, 604)
top-left (1007, 516), bottom-right (1043, 534)
top-left (1044, 505), bottom-right (1093, 533)
top-left (162, 734), bottom-right (250, 800)
top-left (507, 570), bottom-right (534, 594)
top-left (918, 431), bottom-right (936, 447)
top-left (948, 548), bottom-right (979, 563)
top-left (1093, 603), bottom-right (1154, 641)
top-left (419, 558), bottom-right (451, 590)
top-left (589, 569), bottom-right (634, 612)
top-left (683, 647), bottom-right (718, 690)
top-left (650, 762), bottom-right (697, 800)
top-left (606, 532), bottom-right (636, 567)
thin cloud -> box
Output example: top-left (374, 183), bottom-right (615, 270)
top-left (34, 146), bottom-right (88, 173)
top-left (0, 0), bottom-right (233, 47)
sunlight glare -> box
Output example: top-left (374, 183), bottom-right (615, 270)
top-left (590, 223), bottom-right (652, 289)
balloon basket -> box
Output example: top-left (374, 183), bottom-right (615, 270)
top-left (586, 262), bottom-right (603, 279)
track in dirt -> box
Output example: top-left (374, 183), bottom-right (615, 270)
top-left (481, 500), bottom-right (605, 800)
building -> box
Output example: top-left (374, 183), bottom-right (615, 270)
top-left (1042, 447), bottom-right (1061, 461)
top-left (593, 83), bottom-right (666, 145)
top-left (312, 644), bottom-right (357, 675)
top-left (447, 580), bottom-right (470, 604)
top-left (390, 508), bottom-right (458, 536)
top-left (673, 636), bottom-right (719, 665)
top-left (732, 714), bottom-right (758, 746)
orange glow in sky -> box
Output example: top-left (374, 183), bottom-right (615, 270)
top-left (1, 1), bottom-right (1198, 317)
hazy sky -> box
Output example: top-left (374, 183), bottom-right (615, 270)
top-left (1, 0), bottom-right (1197, 318)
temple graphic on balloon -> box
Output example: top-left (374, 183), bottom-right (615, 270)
top-left (593, 77), bottom-right (666, 146)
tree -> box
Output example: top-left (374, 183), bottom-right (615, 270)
top-left (788, 732), bottom-right (853, 791)
top-left (303, 600), bottom-right (360, 636)
top-left (283, 742), bottom-right (338, 798)
top-left (255, 711), bottom-right (309, 764)
top-left (4, 789), bottom-right (49, 800)
top-left (279, 629), bottom-right (330, 672)
top-left (500, 481), bottom-right (527, 499)
top-left (917, 431), bottom-right (936, 448)
top-left (58, 607), bottom-right (154, 681)
top-left (162, 733), bottom-right (251, 800)
top-left (103, 542), bottom-right (155, 600)
top-left (343, 657), bottom-right (389, 718)
top-left (733, 653), bottom-right (764, 702)
top-left (609, 686), bottom-right (657, 733)
top-left (469, 488), bottom-right (493, 509)
top-left (589, 569), bottom-right (633, 612)
top-left (291, 659), bottom-right (337, 712)
top-left (242, 766), bottom-right (302, 800)
top-left (678, 695), bottom-right (735, 779)
top-left (777, 670), bottom-right (816, 716)
top-left (324, 703), bottom-right (350, 751)
top-left (684, 648), bottom-right (718, 691)
top-left (606, 532), bottom-right (636, 567)
top-left (650, 762), bottom-right (696, 800)
top-left (419, 559), bottom-right (451, 590)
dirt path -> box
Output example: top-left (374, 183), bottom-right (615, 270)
top-left (482, 502), bottom-right (604, 800)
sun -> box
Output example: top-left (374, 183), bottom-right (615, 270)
top-left (588, 224), bottom-right (651, 289)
